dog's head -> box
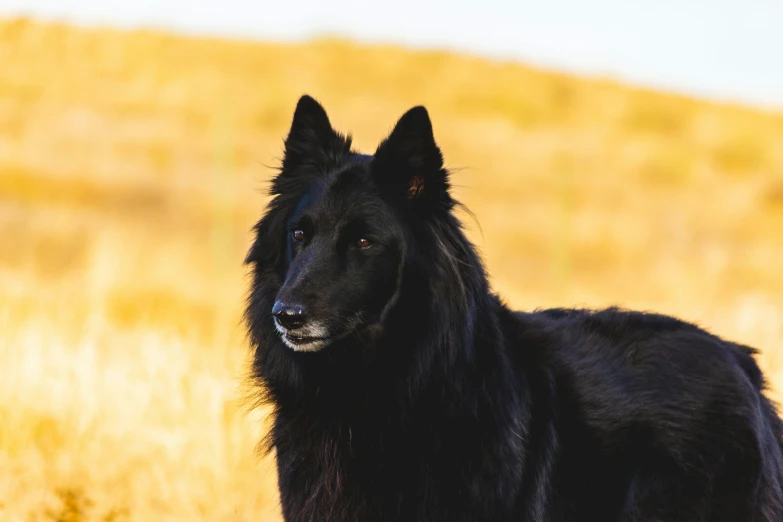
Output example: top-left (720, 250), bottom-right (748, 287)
top-left (245, 95), bottom-right (454, 353)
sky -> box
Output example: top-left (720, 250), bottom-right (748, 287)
top-left (2, 0), bottom-right (782, 110)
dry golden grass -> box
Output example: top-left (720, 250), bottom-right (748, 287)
top-left (1, 16), bottom-right (783, 521)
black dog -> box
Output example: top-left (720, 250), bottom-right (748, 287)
top-left (244, 95), bottom-right (783, 521)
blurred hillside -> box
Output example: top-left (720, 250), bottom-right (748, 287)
top-left (1, 16), bottom-right (782, 521)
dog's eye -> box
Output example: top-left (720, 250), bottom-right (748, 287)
top-left (356, 238), bottom-right (371, 249)
top-left (292, 229), bottom-right (305, 241)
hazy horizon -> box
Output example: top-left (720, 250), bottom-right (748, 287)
top-left (2, 1), bottom-right (782, 110)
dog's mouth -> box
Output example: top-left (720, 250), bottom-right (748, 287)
top-left (280, 332), bottom-right (331, 352)
top-left (273, 314), bottom-right (371, 353)
top-left (283, 332), bottom-right (329, 344)
top-left (273, 317), bottom-right (332, 352)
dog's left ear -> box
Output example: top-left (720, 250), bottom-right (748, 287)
top-left (373, 106), bottom-right (451, 209)
top-left (281, 94), bottom-right (351, 173)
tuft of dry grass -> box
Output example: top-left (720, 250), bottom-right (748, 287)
top-left (1, 16), bottom-right (782, 521)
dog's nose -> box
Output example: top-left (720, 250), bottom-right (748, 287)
top-left (272, 301), bottom-right (308, 330)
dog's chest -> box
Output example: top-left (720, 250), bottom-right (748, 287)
top-left (272, 409), bottom-right (527, 522)
top-left (273, 419), bottom-right (425, 522)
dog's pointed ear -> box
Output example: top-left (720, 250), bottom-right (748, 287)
top-left (372, 106), bottom-right (450, 209)
top-left (282, 95), bottom-right (346, 171)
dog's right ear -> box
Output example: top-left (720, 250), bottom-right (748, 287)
top-left (372, 105), bottom-right (451, 212)
top-left (281, 95), bottom-right (347, 172)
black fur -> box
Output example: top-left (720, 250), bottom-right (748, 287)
top-left (244, 95), bottom-right (783, 521)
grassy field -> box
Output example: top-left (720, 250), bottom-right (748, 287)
top-left (1, 16), bottom-right (783, 521)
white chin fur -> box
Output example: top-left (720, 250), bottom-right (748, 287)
top-left (274, 320), bottom-right (329, 352)
top-left (282, 337), bottom-right (328, 352)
